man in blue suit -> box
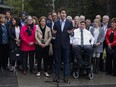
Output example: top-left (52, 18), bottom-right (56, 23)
top-left (53, 8), bottom-right (73, 83)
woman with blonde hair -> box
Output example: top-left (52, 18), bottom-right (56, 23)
top-left (90, 19), bottom-right (105, 74)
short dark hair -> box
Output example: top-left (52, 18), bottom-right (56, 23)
top-left (80, 21), bottom-right (86, 24)
top-left (6, 11), bottom-right (12, 15)
top-left (59, 8), bottom-right (67, 14)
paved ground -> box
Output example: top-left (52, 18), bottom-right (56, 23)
top-left (0, 70), bottom-right (116, 87)
top-left (0, 71), bottom-right (18, 87)
top-left (17, 71), bottom-right (116, 87)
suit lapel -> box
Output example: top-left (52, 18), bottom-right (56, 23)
top-left (57, 20), bottom-right (62, 32)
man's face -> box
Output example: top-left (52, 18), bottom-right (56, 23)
top-left (103, 18), bottom-right (109, 24)
top-left (52, 13), bottom-right (57, 21)
top-left (60, 10), bottom-right (67, 20)
top-left (79, 23), bottom-right (85, 29)
top-left (86, 19), bottom-right (91, 26)
top-left (6, 12), bottom-right (11, 19)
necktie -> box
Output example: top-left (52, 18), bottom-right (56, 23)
top-left (61, 21), bottom-right (64, 32)
top-left (81, 29), bottom-right (83, 46)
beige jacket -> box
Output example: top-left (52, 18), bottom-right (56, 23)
top-left (35, 26), bottom-right (52, 46)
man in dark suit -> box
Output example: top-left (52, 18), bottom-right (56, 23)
top-left (53, 8), bottom-right (73, 83)
top-left (47, 12), bottom-right (58, 74)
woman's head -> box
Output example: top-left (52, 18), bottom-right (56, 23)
top-left (11, 16), bottom-right (20, 26)
top-left (26, 16), bottom-right (33, 25)
top-left (39, 16), bottom-right (47, 26)
top-left (94, 19), bottom-right (100, 27)
top-left (0, 14), bottom-right (6, 23)
top-left (111, 18), bottom-right (116, 29)
top-left (32, 16), bottom-right (39, 25)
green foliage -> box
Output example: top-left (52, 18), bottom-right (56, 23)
top-left (4, 0), bottom-right (30, 16)
top-left (4, 0), bottom-right (116, 19)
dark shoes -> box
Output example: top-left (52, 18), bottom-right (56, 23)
top-left (53, 76), bottom-right (70, 84)
top-left (53, 76), bottom-right (59, 83)
top-left (63, 77), bottom-right (70, 83)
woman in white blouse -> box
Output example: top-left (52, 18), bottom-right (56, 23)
top-left (9, 16), bottom-right (21, 71)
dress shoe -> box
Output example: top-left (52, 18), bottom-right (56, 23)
top-left (64, 77), bottom-right (70, 83)
top-left (53, 76), bottom-right (59, 83)
top-left (30, 70), bottom-right (35, 74)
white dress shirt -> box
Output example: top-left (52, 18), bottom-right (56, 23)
top-left (60, 19), bottom-right (66, 32)
top-left (72, 28), bottom-right (94, 45)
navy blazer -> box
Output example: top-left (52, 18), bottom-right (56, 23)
top-left (53, 19), bottom-right (73, 49)
top-left (0, 24), bottom-right (9, 44)
top-left (47, 21), bottom-right (52, 29)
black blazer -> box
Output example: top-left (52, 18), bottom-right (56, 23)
top-left (53, 19), bottom-right (73, 49)
top-left (9, 25), bottom-right (21, 50)
top-left (47, 21), bottom-right (52, 29)
top-left (0, 24), bottom-right (9, 44)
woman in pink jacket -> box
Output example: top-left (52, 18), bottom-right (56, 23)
top-left (20, 16), bottom-right (36, 75)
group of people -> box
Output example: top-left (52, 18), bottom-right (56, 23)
top-left (0, 8), bottom-right (116, 83)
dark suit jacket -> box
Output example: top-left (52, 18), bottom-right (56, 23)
top-left (0, 24), bottom-right (9, 44)
top-left (47, 21), bottom-right (52, 29)
top-left (9, 25), bottom-right (21, 50)
top-left (53, 19), bottom-right (73, 49)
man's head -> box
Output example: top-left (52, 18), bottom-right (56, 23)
top-left (79, 21), bottom-right (86, 29)
top-left (102, 15), bottom-right (109, 24)
top-left (21, 11), bottom-right (27, 19)
top-left (59, 8), bottom-right (67, 20)
top-left (80, 15), bottom-right (85, 22)
top-left (86, 19), bottom-right (91, 27)
top-left (51, 12), bottom-right (57, 22)
top-left (6, 11), bottom-right (12, 19)
top-left (95, 15), bottom-right (101, 21)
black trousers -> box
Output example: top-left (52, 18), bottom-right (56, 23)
top-left (73, 45), bottom-right (93, 66)
top-left (36, 45), bottom-right (49, 72)
top-left (106, 46), bottom-right (116, 76)
top-left (22, 51), bottom-right (35, 71)
top-left (99, 40), bottom-right (106, 71)
top-left (0, 44), bottom-right (9, 69)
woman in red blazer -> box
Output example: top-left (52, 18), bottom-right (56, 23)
top-left (20, 16), bottom-right (36, 75)
top-left (105, 18), bottom-right (116, 76)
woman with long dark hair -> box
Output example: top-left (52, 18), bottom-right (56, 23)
top-left (9, 16), bottom-right (22, 71)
